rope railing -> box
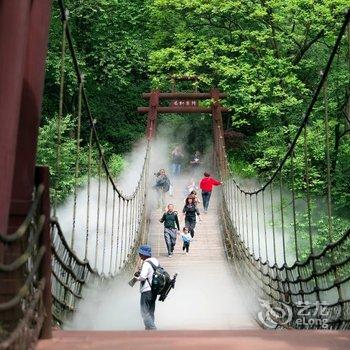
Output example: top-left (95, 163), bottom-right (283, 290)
top-left (50, 219), bottom-right (93, 324)
top-left (216, 10), bottom-right (350, 329)
top-left (0, 181), bottom-right (48, 349)
top-left (49, 0), bottom-right (150, 325)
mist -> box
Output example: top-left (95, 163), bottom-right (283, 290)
top-left (226, 177), bottom-right (303, 267)
top-left (63, 114), bottom-right (256, 331)
top-left (55, 139), bottom-right (148, 274)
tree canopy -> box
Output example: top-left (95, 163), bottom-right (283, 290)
top-left (40, 0), bottom-right (350, 227)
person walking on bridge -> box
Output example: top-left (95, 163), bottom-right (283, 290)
top-left (154, 169), bottom-right (171, 210)
top-left (180, 227), bottom-right (192, 255)
top-left (159, 204), bottom-right (180, 257)
top-left (171, 146), bottom-right (184, 176)
top-left (189, 150), bottom-right (202, 176)
top-left (135, 245), bottom-right (159, 330)
top-left (199, 172), bottom-right (222, 213)
top-left (182, 196), bottom-right (202, 238)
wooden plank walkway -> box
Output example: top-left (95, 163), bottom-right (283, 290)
top-left (147, 177), bottom-right (256, 330)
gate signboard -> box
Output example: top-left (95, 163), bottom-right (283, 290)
top-left (171, 99), bottom-right (198, 107)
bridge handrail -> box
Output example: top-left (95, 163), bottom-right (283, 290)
top-left (0, 279), bottom-right (45, 350)
top-left (0, 184), bottom-right (44, 243)
top-left (50, 219), bottom-right (96, 273)
top-left (215, 9), bottom-right (350, 329)
top-left (0, 177), bottom-right (49, 349)
top-left (216, 8), bottom-right (350, 265)
top-left (0, 215), bottom-right (45, 272)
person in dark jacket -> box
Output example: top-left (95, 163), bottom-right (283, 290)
top-left (154, 169), bottom-right (171, 209)
top-left (199, 172), bottom-right (222, 213)
top-left (182, 196), bottom-right (202, 238)
top-left (159, 204), bottom-right (180, 257)
top-left (171, 146), bottom-right (184, 176)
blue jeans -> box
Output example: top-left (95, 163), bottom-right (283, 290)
top-left (172, 163), bottom-right (181, 175)
top-left (202, 191), bottom-right (212, 211)
top-left (141, 291), bottom-right (157, 330)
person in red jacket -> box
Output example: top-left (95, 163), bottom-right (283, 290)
top-left (199, 172), bottom-right (222, 213)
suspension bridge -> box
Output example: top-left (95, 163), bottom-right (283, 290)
top-left (1, 1), bottom-right (350, 349)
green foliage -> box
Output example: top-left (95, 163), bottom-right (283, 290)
top-left (43, 0), bottom-right (150, 155)
top-left (37, 115), bottom-right (88, 203)
top-left (39, 0), bottom-right (350, 256)
top-left (146, 0), bottom-right (349, 182)
top-left (228, 152), bottom-right (258, 179)
top-left (157, 113), bottom-right (213, 164)
top-left (108, 154), bottom-right (126, 177)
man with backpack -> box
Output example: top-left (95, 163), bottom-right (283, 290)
top-left (134, 244), bottom-right (176, 330)
top-left (135, 244), bottom-right (160, 330)
top-left (159, 203), bottom-right (180, 257)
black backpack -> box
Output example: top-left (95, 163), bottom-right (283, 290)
top-left (147, 261), bottom-right (171, 295)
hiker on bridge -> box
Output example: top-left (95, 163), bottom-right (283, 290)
top-left (135, 245), bottom-right (159, 330)
top-left (199, 172), bottom-right (222, 213)
top-left (189, 190), bottom-right (200, 205)
top-left (189, 150), bottom-right (202, 175)
top-left (182, 196), bottom-right (202, 238)
top-left (180, 227), bottom-right (192, 255)
top-left (171, 146), bottom-right (184, 176)
top-left (159, 204), bottom-right (180, 257)
top-left (154, 169), bottom-right (171, 210)
top-left (184, 178), bottom-right (198, 196)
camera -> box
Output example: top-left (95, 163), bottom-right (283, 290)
top-left (128, 270), bottom-right (140, 287)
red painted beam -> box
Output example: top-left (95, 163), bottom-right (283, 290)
top-left (0, 0), bottom-right (31, 235)
top-left (1, 0), bottom-right (52, 332)
top-left (35, 167), bottom-right (52, 339)
top-left (10, 0), bottom-right (53, 215)
top-left (146, 90), bottom-right (159, 139)
top-left (142, 92), bottom-right (227, 100)
top-left (138, 106), bottom-right (229, 113)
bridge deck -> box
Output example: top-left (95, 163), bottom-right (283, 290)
top-left (47, 178), bottom-right (254, 333)
top-left (147, 178), bottom-right (256, 329)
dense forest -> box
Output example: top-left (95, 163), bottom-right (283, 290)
top-left (38, 0), bottom-right (349, 236)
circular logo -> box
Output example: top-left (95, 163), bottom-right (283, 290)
top-left (257, 298), bottom-right (293, 329)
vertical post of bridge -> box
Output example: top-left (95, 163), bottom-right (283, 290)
top-left (0, 0), bottom-right (52, 332)
top-left (35, 166), bottom-right (52, 339)
top-left (0, 0), bottom-right (31, 241)
top-left (211, 88), bottom-right (226, 177)
top-left (0, 0), bottom-right (32, 330)
top-left (146, 90), bottom-right (159, 139)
